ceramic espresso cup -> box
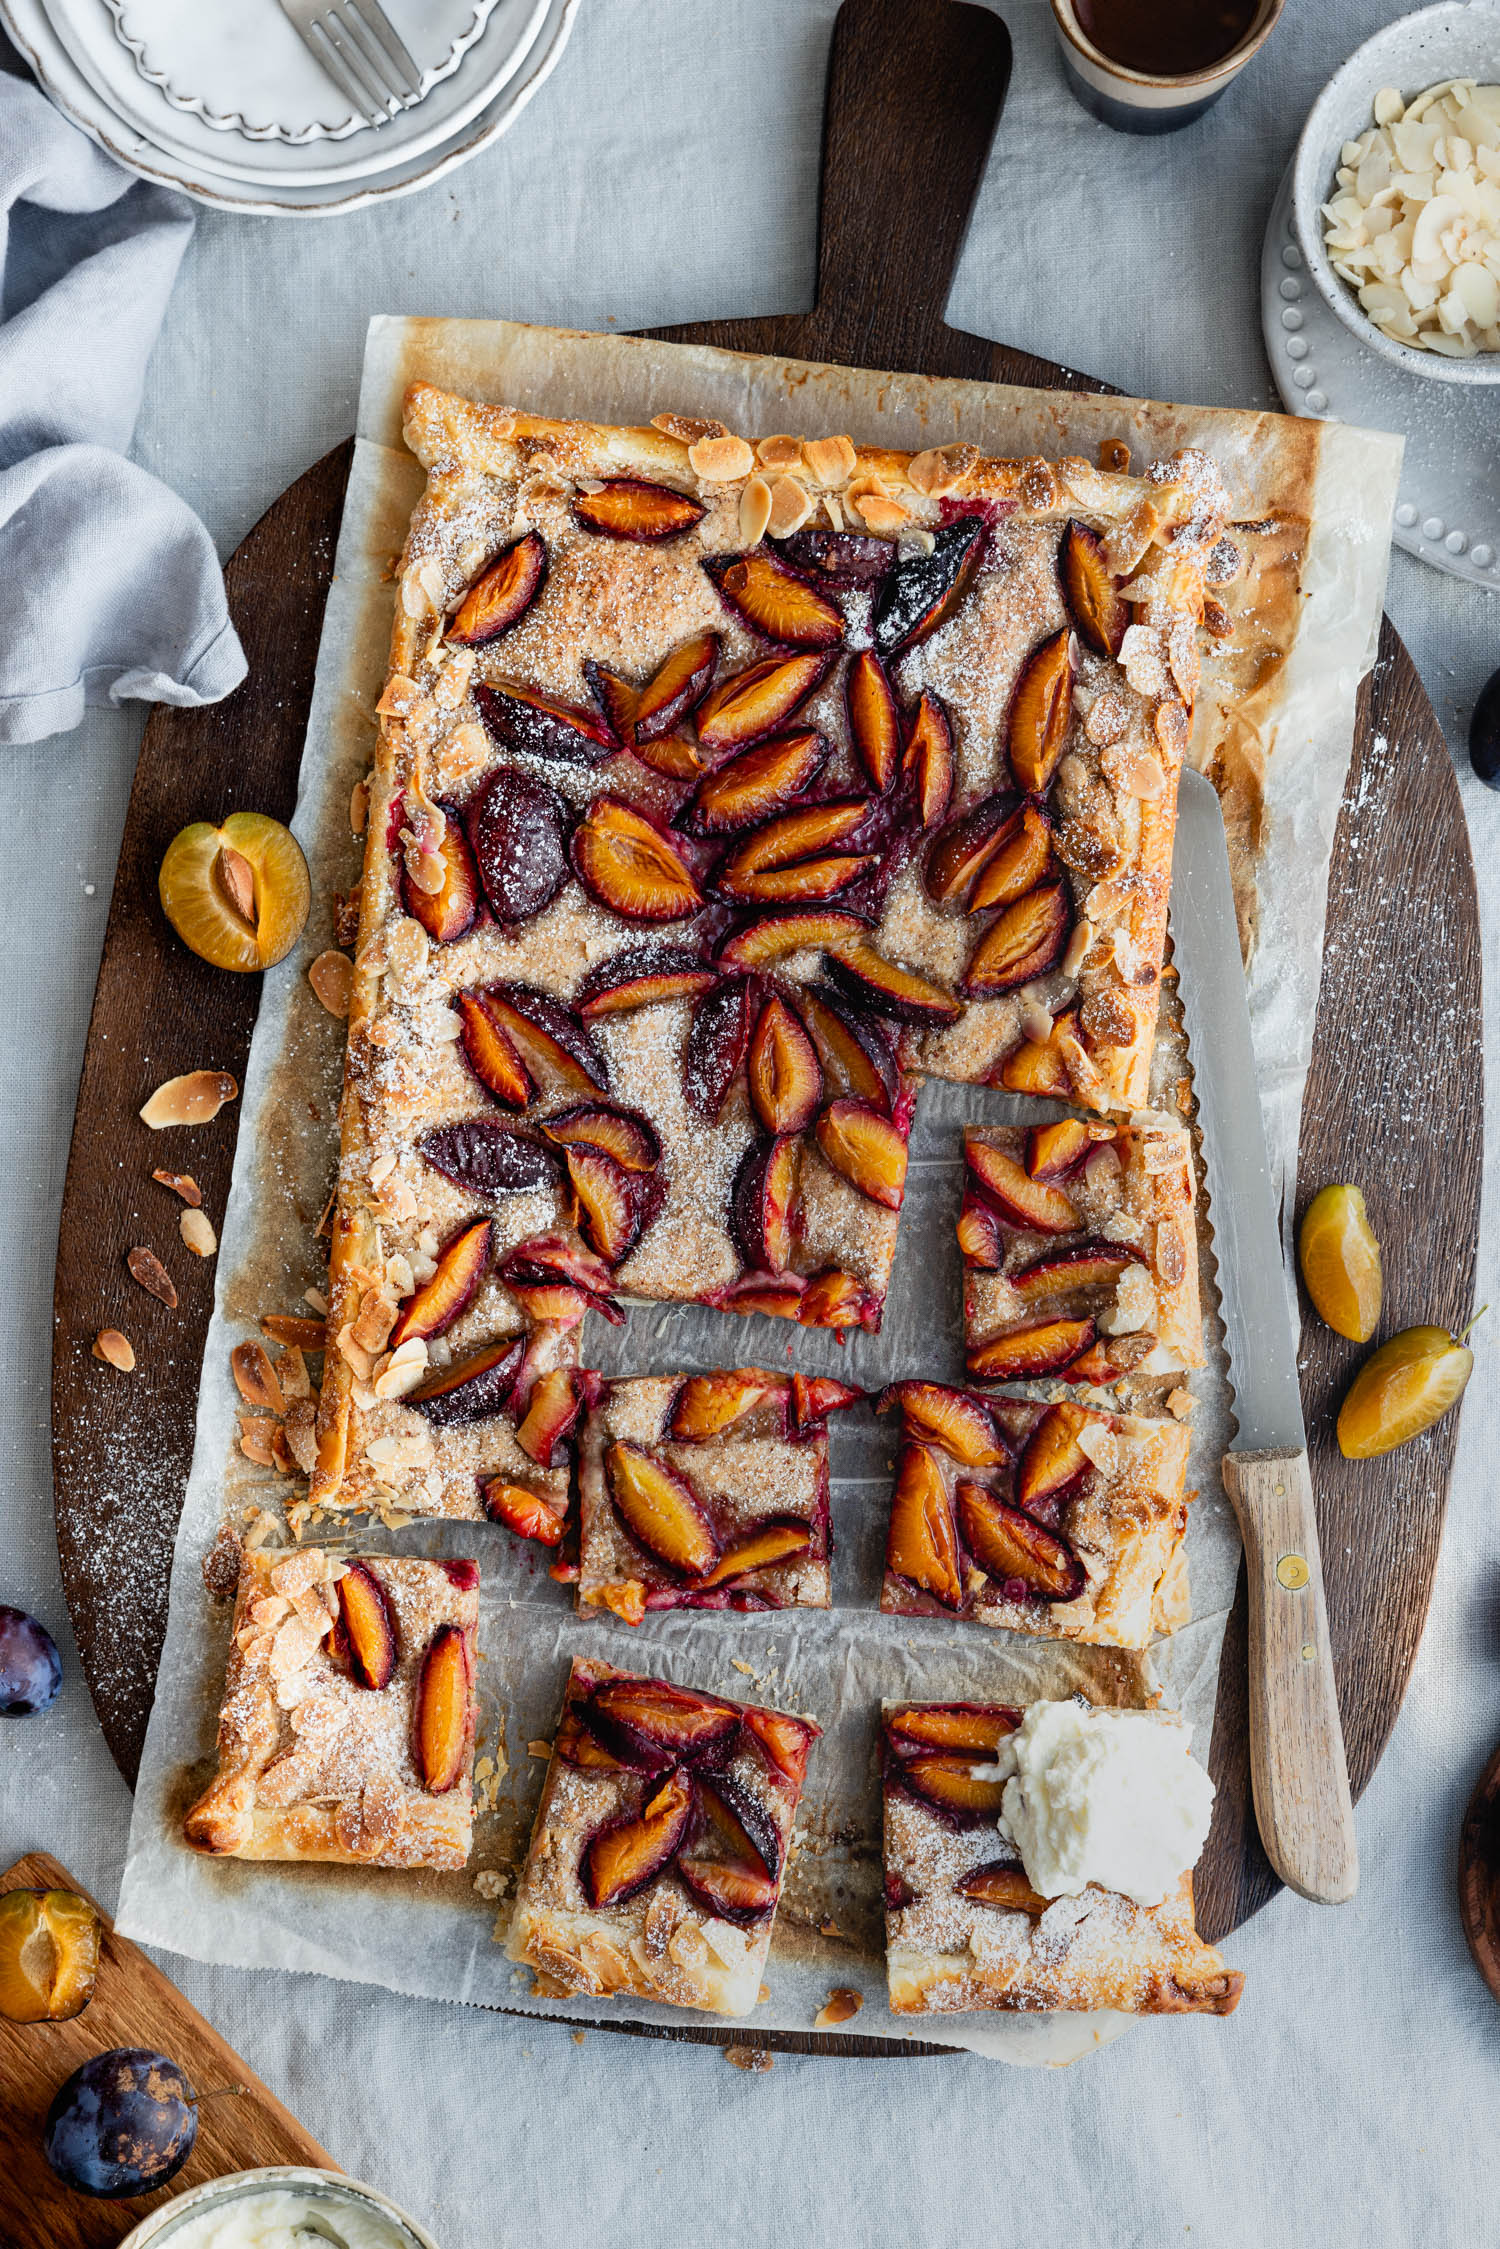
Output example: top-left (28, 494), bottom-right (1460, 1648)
top-left (1050, 0), bottom-right (1286, 133)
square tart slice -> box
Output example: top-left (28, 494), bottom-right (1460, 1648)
top-left (878, 1381), bottom-right (1191, 1648)
top-left (506, 1657), bottom-right (819, 2017)
top-left (183, 1549), bottom-right (479, 1871)
top-left (881, 1700), bottom-right (1242, 2017)
top-left (576, 1369), bottom-right (858, 1626)
top-left (960, 1116), bottom-right (1202, 1392)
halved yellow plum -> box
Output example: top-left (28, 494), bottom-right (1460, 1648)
top-left (1336, 1324), bottom-right (1475, 1460)
top-left (159, 812), bottom-right (310, 972)
top-left (1299, 1184), bottom-right (1382, 1343)
top-left (0, 1887), bottom-right (100, 2022)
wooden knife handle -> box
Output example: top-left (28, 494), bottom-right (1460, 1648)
top-left (1221, 1447), bottom-right (1359, 1905)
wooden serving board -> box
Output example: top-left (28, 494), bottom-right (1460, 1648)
top-left (51, 0), bottom-right (1481, 2019)
top-left (0, 1852), bottom-right (334, 2249)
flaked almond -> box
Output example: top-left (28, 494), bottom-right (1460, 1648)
top-left (331, 889), bottom-right (361, 949)
top-left (1166, 1387), bottom-right (1196, 1419)
top-left (376, 672), bottom-right (422, 718)
top-left (181, 1208), bottom-right (217, 1257)
top-left (851, 491), bottom-right (909, 534)
top-left (803, 434), bottom-right (857, 486)
top-left (1166, 621), bottom-right (1200, 705)
top-left (739, 476), bottom-right (773, 547)
top-left (1105, 745), bottom-right (1165, 800)
top-left (262, 1313), bottom-right (326, 1350)
top-left (215, 844), bottom-right (257, 927)
top-left (756, 434), bottom-right (804, 470)
top-left (304, 1286), bottom-right (329, 1314)
top-left (1203, 595), bottom-right (1233, 640)
top-left (349, 778), bottom-right (370, 835)
top-left (93, 1328), bottom-right (136, 1373)
top-left (822, 493), bottom-right (845, 530)
top-left (688, 434), bottom-right (754, 483)
top-left (1153, 699), bottom-right (1190, 761)
top-left (814, 1988), bottom-right (863, 2028)
top-left (270, 1427), bottom-right (296, 1477)
top-left (232, 1340), bottom-right (286, 1414)
top-left (385, 917), bottom-right (429, 994)
top-left (282, 1403), bottom-right (319, 1475)
top-left (725, 2046), bottom-right (774, 2073)
top-left (238, 1419), bottom-right (276, 1465)
top-left (1082, 690), bottom-right (1127, 748)
top-left (440, 720), bottom-right (491, 781)
top-left (140, 1070), bottom-right (238, 1130)
top-left (126, 1246), bottom-right (177, 1309)
top-left (309, 950), bottom-right (353, 1018)
top-left (433, 652), bottom-right (474, 708)
top-left (152, 1168), bottom-right (202, 1207)
top-left (351, 1287), bottom-right (398, 1356)
top-left (368, 1150), bottom-right (397, 1189)
top-left (1061, 917), bottom-right (1093, 980)
top-left (1098, 437), bottom-right (1132, 474)
top-left (653, 412), bottom-right (726, 446)
top-left (766, 476), bottom-right (812, 537)
top-left (275, 1345), bottom-right (311, 1401)
top-left (907, 442), bottom-right (979, 497)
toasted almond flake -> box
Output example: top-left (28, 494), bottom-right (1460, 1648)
top-left (766, 476), bottom-right (813, 537)
top-left (1153, 699), bottom-right (1191, 760)
top-left (351, 1287), bottom-right (398, 1356)
top-left (262, 1313), bottom-right (326, 1350)
top-left (822, 493), bottom-right (844, 530)
top-left (1203, 595), bottom-right (1233, 640)
top-left (377, 673), bottom-right (422, 717)
top-left (908, 441), bottom-right (979, 497)
top-left (373, 1355), bottom-right (427, 1402)
top-left (1104, 743), bottom-right (1165, 799)
top-left (140, 1070), bottom-right (238, 1130)
top-left (1082, 690), bottom-right (1127, 748)
top-left (269, 1426), bottom-right (295, 1477)
top-left (688, 433), bottom-right (754, 482)
top-left (756, 434), bottom-right (804, 470)
top-left (725, 2045), bottom-right (774, 2073)
top-left (309, 950), bottom-right (353, 1018)
top-left (1154, 1218), bottom-right (1189, 1287)
top-left (1120, 624), bottom-right (1169, 699)
top-left (1098, 437), bottom-right (1132, 474)
top-left (1076, 1421), bottom-right (1120, 1475)
top-left (434, 651), bottom-right (475, 707)
top-left (1018, 995), bottom-right (1054, 1044)
top-left (439, 721), bottom-right (491, 781)
top-left (181, 1207), bottom-right (218, 1257)
top-left (276, 1345), bottom-right (311, 1402)
top-left (368, 1150), bottom-right (397, 1189)
top-left (93, 1328), bottom-right (136, 1372)
top-left (1166, 1387), bottom-right (1197, 1419)
top-left (232, 1340), bottom-right (286, 1414)
top-left (803, 434), bottom-right (857, 486)
top-left (852, 491), bottom-right (910, 534)
top-left (653, 412), bottom-right (727, 446)
top-left (385, 916), bottom-right (429, 995)
top-left (151, 1168), bottom-right (202, 1207)
top-left (126, 1246), bottom-right (177, 1308)
top-left (815, 1988), bottom-right (864, 2028)
top-left (739, 476), bottom-right (773, 546)
top-left (1061, 918), bottom-right (1093, 980)
top-left (349, 777), bottom-right (370, 835)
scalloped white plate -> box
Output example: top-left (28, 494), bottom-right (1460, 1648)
top-left (105, 0), bottom-right (500, 142)
top-left (1262, 161), bottom-right (1500, 593)
top-left (39, 0), bottom-right (555, 186)
top-left (2, 0), bottom-right (579, 213)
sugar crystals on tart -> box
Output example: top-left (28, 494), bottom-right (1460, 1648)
top-left (575, 1369), bottom-right (859, 1625)
top-left (184, 1549), bottom-right (480, 1871)
top-left (881, 1697), bottom-right (1242, 2017)
top-left (877, 1380), bottom-right (1191, 1648)
top-left (960, 1116), bottom-right (1203, 1391)
top-left (506, 1656), bottom-right (819, 2016)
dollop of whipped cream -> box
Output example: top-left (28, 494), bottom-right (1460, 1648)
top-left (990, 1701), bottom-right (1214, 1909)
top-left (165, 2189), bottom-right (416, 2249)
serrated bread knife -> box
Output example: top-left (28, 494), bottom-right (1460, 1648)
top-left (1172, 768), bottom-right (1358, 1905)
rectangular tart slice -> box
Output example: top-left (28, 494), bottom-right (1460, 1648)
top-left (960, 1117), bottom-right (1202, 1390)
top-left (878, 1381), bottom-right (1190, 1647)
top-left (881, 1699), bottom-right (1242, 2016)
top-left (576, 1369), bottom-right (856, 1625)
top-left (184, 1549), bottom-right (479, 1870)
top-left (506, 1657), bottom-right (818, 2016)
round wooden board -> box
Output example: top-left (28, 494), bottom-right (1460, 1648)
top-left (51, 0), bottom-right (1482, 2056)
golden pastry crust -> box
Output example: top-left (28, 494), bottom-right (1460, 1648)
top-left (183, 1549), bottom-right (478, 1871)
top-left (505, 1656), bottom-right (817, 2018)
top-left (881, 1700), bottom-right (1241, 2017)
top-left (961, 1112), bottom-right (1203, 1390)
top-left (880, 1385), bottom-right (1191, 1649)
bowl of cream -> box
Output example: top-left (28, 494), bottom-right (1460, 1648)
top-left (115, 2168), bottom-right (440, 2249)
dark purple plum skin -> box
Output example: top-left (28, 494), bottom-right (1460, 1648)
top-left (43, 2049), bottom-right (197, 2198)
top-left (465, 768), bottom-right (572, 927)
top-left (872, 517), bottom-right (984, 656)
top-left (417, 1119), bottom-right (553, 1198)
top-left (406, 1338), bottom-right (527, 1429)
top-left (0, 1605), bottom-right (61, 1716)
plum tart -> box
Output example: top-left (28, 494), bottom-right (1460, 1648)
top-left (184, 1548), bottom-right (479, 1870)
top-left (877, 1380), bottom-right (1191, 1647)
top-left (881, 1700), bottom-right (1242, 2016)
top-left (506, 1656), bottom-right (818, 2016)
top-left (960, 1117), bottom-right (1202, 1390)
top-left (576, 1368), bottom-right (858, 1625)
top-left (311, 392), bottom-right (1227, 1511)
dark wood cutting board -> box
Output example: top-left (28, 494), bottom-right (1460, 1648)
top-left (0, 1852), bottom-right (335, 2249)
top-left (51, 0), bottom-right (1481, 2022)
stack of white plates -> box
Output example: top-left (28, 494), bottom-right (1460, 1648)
top-left (1, 0), bottom-right (580, 214)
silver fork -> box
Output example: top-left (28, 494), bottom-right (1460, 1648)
top-left (276, 0), bottom-right (423, 129)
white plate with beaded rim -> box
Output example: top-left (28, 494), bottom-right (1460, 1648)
top-left (41, 0), bottom-right (555, 185)
top-left (103, 0), bottom-right (501, 143)
top-left (1263, 159), bottom-right (1500, 591)
top-left (2, 0), bottom-right (580, 212)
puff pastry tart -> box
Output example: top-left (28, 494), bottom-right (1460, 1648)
top-left (506, 1656), bottom-right (818, 2017)
top-left (881, 1700), bottom-right (1242, 2017)
top-left (575, 1368), bottom-right (858, 1626)
top-left (183, 1548), bottom-right (479, 1871)
top-left (877, 1380), bottom-right (1190, 1648)
top-left (960, 1116), bottom-right (1203, 1391)
top-left (312, 387), bottom-right (1226, 1515)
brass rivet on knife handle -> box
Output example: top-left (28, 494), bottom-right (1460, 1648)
top-left (1221, 1446), bottom-right (1359, 1906)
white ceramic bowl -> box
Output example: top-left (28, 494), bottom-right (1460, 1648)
top-left (115, 2166), bottom-right (441, 2249)
top-left (1291, 0), bottom-right (1500, 386)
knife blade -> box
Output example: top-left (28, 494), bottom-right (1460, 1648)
top-left (1172, 767), bottom-right (1357, 1905)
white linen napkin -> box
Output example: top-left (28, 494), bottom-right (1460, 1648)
top-left (0, 62), bottom-right (246, 743)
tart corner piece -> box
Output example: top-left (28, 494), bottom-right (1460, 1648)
top-left (505, 1656), bottom-right (818, 2017)
top-left (183, 1548), bottom-right (479, 1871)
top-left (877, 1380), bottom-right (1191, 1648)
top-left (880, 1699), bottom-right (1242, 2017)
top-left (575, 1370), bottom-right (843, 1624)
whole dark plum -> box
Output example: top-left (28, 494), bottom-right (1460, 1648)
top-left (1470, 664), bottom-right (1500, 790)
top-left (0, 1605), bottom-right (62, 1716)
top-left (43, 2048), bottom-right (198, 2198)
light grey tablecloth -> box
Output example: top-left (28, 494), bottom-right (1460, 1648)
top-left (5, 3), bottom-right (1497, 2243)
